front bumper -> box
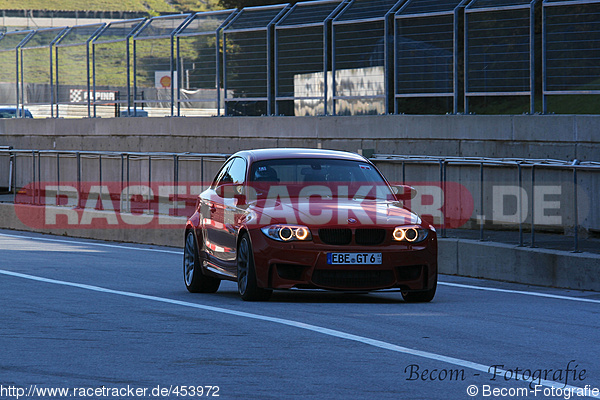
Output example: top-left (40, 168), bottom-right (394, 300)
top-left (248, 229), bottom-right (437, 292)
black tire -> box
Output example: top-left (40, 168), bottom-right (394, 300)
top-left (184, 230), bottom-right (221, 293)
top-left (237, 233), bottom-right (272, 301)
top-left (401, 278), bottom-right (437, 303)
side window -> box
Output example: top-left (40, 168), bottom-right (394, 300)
top-left (211, 159), bottom-right (234, 188)
top-left (228, 157), bottom-right (247, 185)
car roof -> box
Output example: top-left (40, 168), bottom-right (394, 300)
top-left (235, 148), bottom-right (369, 164)
top-left (0, 107), bottom-right (30, 112)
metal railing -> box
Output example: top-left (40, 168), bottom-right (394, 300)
top-left (0, 149), bottom-right (229, 212)
top-left (1, 0), bottom-right (599, 117)
top-left (371, 154), bottom-right (600, 252)
top-left (1, 148), bottom-right (598, 252)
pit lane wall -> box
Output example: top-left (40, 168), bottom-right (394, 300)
top-left (0, 202), bottom-right (598, 292)
top-left (0, 114), bottom-right (598, 160)
top-left (1, 114), bottom-right (599, 233)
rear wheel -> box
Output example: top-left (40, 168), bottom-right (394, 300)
top-left (401, 278), bottom-right (437, 303)
top-left (184, 230), bottom-right (220, 293)
top-left (237, 233), bottom-right (272, 301)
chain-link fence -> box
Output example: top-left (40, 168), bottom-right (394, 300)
top-left (92, 18), bottom-right (146, 117)
top-left (176, 10), bottom-right (237, 117)
top-left (0, 0), bottom-right (599, 118)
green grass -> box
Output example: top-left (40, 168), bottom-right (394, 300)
top-left (1, 0), bottom-right (223, 14)
top-left (2, 0), bottom-right (171, 13)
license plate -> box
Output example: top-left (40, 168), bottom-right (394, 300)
top-left (327, 253), bottom-right (382, 265)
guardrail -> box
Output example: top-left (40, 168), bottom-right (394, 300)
top-left (0, 149), bottom-right (230, 210)
top-left (371, 154), bottom-right (600, 252)
top-left (2, 148), bottom-right (599, 253)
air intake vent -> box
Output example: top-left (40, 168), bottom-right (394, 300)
top-left (319, 228), bottom-right (352, 245)
top-left (355, 229), bottom-right (386, 245)
top-left (312, 270), bottom-right (395, 289)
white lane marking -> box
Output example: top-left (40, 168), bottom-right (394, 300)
top-left (0, 232), bottom-right (180, 255)
top-left (1, 232), bottom-right (598, 304)
top-left (439, 282), bottom-right (600, 304)
top-left (0, 268), bottom-right (597, 398)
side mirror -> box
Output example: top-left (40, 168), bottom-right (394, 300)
top-left (391, 185), bottom-right (417, 201)
top-left (234, 184), bottom-right (247, 206)
top-left (217, 183), bottom-right (237, 198)
top-left (217, 184), bottom-right (246, 204)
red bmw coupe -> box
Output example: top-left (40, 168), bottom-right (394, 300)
top-left (184, 148), bottom-right (437, 302)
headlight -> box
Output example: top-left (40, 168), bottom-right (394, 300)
top-left (393, 227), bottom-right (429, 243)
top-left (261, 225), bottom-right (313, 242)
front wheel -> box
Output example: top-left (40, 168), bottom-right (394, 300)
top-left (237, 233), bottom-right (272, 301)
top-left (184, 230), bottom-right (221, 293)
top-left (401, 278), bottom-right (437, 303)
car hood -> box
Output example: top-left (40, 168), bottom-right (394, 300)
top-left (247, 197), bottom-right (421, 227)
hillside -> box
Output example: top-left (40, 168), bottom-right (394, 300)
top-left (0, 0), bottom-right (223, 14)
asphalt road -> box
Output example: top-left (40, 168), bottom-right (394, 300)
top-left (1, 229), bottom-right (599, 400)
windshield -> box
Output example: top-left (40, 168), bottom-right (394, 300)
top-left (0, 108), bottom-right (32, 118)
top-left (249, 158), bottom-right (395, 201)
top-left (0, 109), bottom-right (17, 118)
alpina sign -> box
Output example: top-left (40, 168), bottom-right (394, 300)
top-left (69, 89), bottom-right (117, 103)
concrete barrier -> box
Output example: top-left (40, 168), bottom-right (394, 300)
top-left (437, 239), bottom-right (600, 292)
top-left (0, 114), bottom-right (599, 160)
top-left (0, 202), bottom-right (184, 248)
top-left (2, 116), bottom-right (600, 234)
top-left (1, 202), bottom-right (598, 292)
